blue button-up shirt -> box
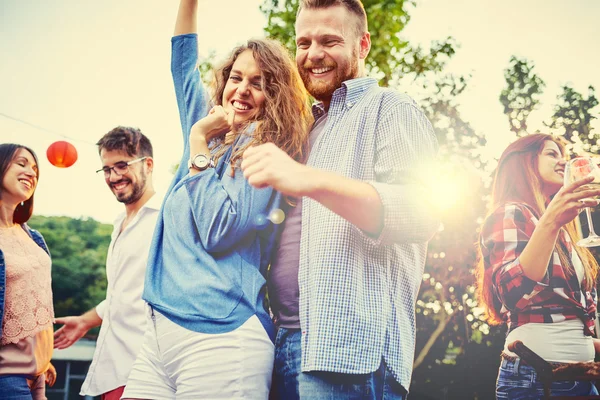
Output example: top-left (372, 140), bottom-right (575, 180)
top-left (299, 77), bottom-right (438, 390)
top-left (142, 34), bottom-right (278, 340)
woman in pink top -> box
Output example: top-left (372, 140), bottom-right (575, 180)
top-left (0, 143), bottom-right (55, 400)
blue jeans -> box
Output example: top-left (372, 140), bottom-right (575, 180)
top-left (271, 327), bottom-right (407, 400)
top-left (496, 357), bottom-right (599, 399)
top-left (0, 375), bottom-right (33, 400)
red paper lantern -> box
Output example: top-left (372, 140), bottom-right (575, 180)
top-left (47, 141), bottom-right (78, 168)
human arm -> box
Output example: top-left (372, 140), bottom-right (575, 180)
top-left (171, 28), bottom-right (209, 164)
top-left (514, 176), bottom-right (599, 282)
top-left (174, 0), bottom-right (197, 36)
top-left (481, 180), bottom-right (599, 310)
top-left (53, 306), bottom-right (102, 350)
top-left (171, 21), bottom-right (277, 251)
top-left (173, 0), bottom-right (233, 168)
top-left (173, 0), bottom-right (237, 172)
top-left (182, 139), bottom-right (279, 252)
top-left (241, 102), bottom-right (439, 243)
top-left (240, 147), bottom-right (382, 233)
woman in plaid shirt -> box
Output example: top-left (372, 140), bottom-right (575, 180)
top-left (477, 133), bottom-right (600, 398)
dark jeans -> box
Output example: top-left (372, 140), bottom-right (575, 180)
top-left (271, 327), bottom-right (407, 400)
top-left (496, 357), bottom-right (599, 399)
top-left (0, 375), bottom-right (33, 400)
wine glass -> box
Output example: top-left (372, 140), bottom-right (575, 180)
top-left (564, 157), bottom-right (600, 247)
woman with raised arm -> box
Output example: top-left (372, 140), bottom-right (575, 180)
top-left (0, 143), bottom-right (55, 399)
top-left (476, 133), bottom-right (600, 399)
top-left (121, 0), bottom-right (311, 399)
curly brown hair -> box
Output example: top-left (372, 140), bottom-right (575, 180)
top-left (210, 38), bottom-right (312, 170)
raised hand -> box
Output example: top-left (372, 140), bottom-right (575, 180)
top-left (544, 175), bottom-right (600, 229)
top-left (190, 106), bottom-right (236, 145)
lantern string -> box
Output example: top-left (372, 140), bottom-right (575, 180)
top-left (0, 112), bottom-right (96, 146)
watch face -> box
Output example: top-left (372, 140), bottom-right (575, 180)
top-left (193, 154), bottom-right (210, 169)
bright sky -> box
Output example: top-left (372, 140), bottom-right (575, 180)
top-left (1, 0), bottom-right (599, 223)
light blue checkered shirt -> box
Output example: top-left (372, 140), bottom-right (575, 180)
top-left (299, 77), bottom-right (439, 390)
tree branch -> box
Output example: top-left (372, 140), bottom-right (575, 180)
top-left (413, 311), bottom-right (453, 369)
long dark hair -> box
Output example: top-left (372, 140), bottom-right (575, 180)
top-left (0, 143), bottom-right (39, 224)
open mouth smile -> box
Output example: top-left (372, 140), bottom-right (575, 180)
top-left (111, 181), bottom-right (130, 191)
top-left (310, 67), bottom-right (334, 75)
top-left (19, 179), bottom-right (33, 189)
top-left (232, 100), bottom-right (252, 111)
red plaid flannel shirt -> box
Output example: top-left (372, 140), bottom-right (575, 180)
top-left (480, 202), bottom-right (597, 336)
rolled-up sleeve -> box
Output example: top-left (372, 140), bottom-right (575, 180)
top-left (364, 102), bottom-right (439, 246)
top-left (481, 204), bottom-right (550, 312)
top-left (171, 33), bottom-right (209, 143)
top-left (95, 299), bottom-right (107, 320)
top-left (171, 34), bottom-right (279, 253)
top-left (181, 165), bottom-right (278, 253)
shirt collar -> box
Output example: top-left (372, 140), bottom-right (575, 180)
top-left (112, 192), bottom-right (162, 227)
top-left (311, 77), bottom-right (378, 118)
top-left (143, 192), bottom-right (163, 211)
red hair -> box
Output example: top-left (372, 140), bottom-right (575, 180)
top-left (476, 133), bottom-right (598, 324)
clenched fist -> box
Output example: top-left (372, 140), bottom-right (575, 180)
top-left (190, 106), bottom-right (236, 144)
top-left (241, 143), bottom-right (316, 197)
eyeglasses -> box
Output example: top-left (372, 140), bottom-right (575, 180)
top-left (96, 157), bottom-right (148, 178)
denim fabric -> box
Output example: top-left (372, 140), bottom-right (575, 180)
top-left (271, 328), bottom-right (407, 400)
top-left (299, 361), bottom-right (407, 400)
top-left (142, 34), bottom-right (278, 340)
top-left (272, 328), bottom-right (302, 399)
top-left (496, 357), bottom-right (599, 399)
top-left (0, 225), bottom-right (49, 340)
top-left (0, 375), bottom-right (33, 400)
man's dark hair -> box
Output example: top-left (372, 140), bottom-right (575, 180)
top-left (297, 0), bottom-right (368, 36)
top-left (96, 126), bottom-right (153, 158)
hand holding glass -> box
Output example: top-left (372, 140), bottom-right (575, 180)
top-left (564, 157), bottom-right (600, 247)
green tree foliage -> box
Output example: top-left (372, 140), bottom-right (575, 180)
top-left (499, 56), bottom-right (546, 136)
top-left (259, 0), bottom-right (456, 85)
top-left (546, 84), bottom-right (600, 253)
top-left (548, 85), bottom-right (599, 152)
top-left (500, 56), bottom-right (599, 154)
top-left (28, 215), bottom-right (111, 319)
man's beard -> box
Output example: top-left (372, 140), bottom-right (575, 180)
top-left (113, 170), bottom-right (147, 205)
top-left (298, 50), bottom-right (359, 102)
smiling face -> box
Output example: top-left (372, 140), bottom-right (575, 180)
top-left (537, 140), bottom-right (566, 197)
top-left (295, 5), bottom-right (369, 105)
top-left (221, 49), bottom-right (266, 125)
top-left (100, 149), bottom-right (149, 205)
top-left (1, 148), bottom-right (38, 205)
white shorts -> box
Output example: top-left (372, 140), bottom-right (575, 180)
top-left (122, 307), bottom-right (274, 400)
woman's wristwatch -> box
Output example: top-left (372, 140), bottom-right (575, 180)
top-left (188, 153), bottom-right (214, 171)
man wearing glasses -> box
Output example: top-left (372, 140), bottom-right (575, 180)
top-left (53, 126), bottom-right (160, 400)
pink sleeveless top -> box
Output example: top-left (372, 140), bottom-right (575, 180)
top-left (0, 225), bottom-right (54, 346)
